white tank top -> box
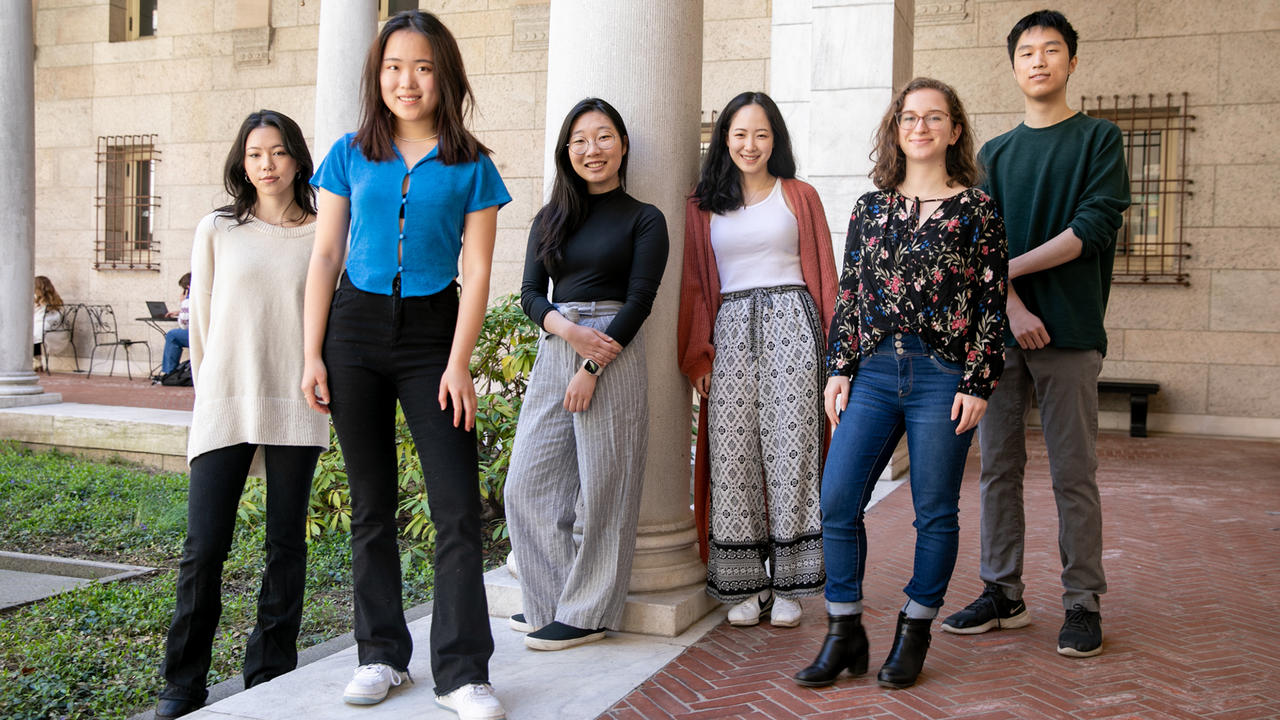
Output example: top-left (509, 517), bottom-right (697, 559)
top-left (709, 179), bottom-right (805, 293)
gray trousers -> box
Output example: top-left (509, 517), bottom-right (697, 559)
top-left (977, 345), bottom-right (1107, 612)
top-left (504, 302), bottom-right (648, 630)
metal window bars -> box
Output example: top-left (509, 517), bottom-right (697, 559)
top-left (94, 134), bottom-right (162, 270)
top-left (1082, 92), bottom-right (1195, 285)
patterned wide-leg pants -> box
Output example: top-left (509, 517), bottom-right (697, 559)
top-left (706, 285), bottom-right (825, 602)
top-left (505, 301), bottom-right (648, 630)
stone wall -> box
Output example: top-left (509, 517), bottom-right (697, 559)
top-left (914, 0), bottom-right (1280, 437)
top-left (31, 0), bottom-right (772, 374)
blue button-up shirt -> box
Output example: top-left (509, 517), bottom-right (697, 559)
top-left (313, 132), bottom-right (511, 297)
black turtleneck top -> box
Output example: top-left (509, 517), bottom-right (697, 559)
top-left (520, 187), bottom-right (669, 347)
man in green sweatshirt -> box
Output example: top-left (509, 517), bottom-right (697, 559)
top-left (940, 10), bottom-right (1129, 658)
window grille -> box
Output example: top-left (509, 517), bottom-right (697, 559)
top-left (94, 135), bottom-right (161, 270)
top-left (1083, 92), bottom-right (1195, 285)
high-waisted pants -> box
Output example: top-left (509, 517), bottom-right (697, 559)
top-left (505, 301), bottom-right (648, 630)
top-left (322, 274), bottom-right (491, 696)
top-left (705, 285), bottom-right (825, 602)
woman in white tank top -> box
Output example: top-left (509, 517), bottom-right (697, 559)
top-left (678, 91), bottom-right (839, 629)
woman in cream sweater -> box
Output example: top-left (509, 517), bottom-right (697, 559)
top-left (155, 109), bottom-right (329, 720)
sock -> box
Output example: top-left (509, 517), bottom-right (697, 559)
top-left (826, 600), bottom-right (862, 616)
top-left (903, 599), bottom-right (938, 619)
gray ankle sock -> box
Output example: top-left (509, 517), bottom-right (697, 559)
top-left (902, 599), bottom-right (938, 619)
top-left (826, 600), bottom-right (862, 616)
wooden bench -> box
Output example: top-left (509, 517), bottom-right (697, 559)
top-left (1098, 379), bottom-right (1160, 438)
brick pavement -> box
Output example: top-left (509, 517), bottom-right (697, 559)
top-left (35, 372), bottom-right (194, 411)
top-left (605, 432), bottom-right (1280, 720)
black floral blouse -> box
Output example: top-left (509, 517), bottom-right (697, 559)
top-left (827, 188), bottom-right (1008, 399)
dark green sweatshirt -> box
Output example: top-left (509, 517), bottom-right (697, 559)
top-left (979, 113), bottom-right (1130, 355)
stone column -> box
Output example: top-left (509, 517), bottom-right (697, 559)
top-left (772, 0), bottom-right (914, 476)
top-left (0, 0), bottom-right (59, 409)
top-left (313, 2), bottom-right (377, 157)
top-left (487, 0), bottom-right (713, 637)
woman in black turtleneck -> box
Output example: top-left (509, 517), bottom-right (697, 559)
top-left (503, 98), bottom-right (668, 651)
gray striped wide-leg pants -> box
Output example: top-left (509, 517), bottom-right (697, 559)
top-left (706, 285), bottom-right (825, 602)
top-left (505, 301), bottom-right (648, 630)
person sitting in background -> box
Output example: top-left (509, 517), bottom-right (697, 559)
top-left (33, 275), bottom-right (65, 369)
top-left (161, 273), bottom-right (192, 376)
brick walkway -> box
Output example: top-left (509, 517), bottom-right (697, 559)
top-left (35, 372), bottom-right (193, 411)
top-left (605, 432), bottom-right (1280, 720)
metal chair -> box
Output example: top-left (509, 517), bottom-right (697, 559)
top-left (38, 303), bottom-right (81, 373)
top-left (83, 304), bottom-right (151, 379)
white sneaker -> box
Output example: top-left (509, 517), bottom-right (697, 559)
top-left (436, 683), bottom-right (507, 720)
top-left (727, 591), bottom-right (774, 626)
top-left (342, 663), bottom-right (403, 705)
top-left (771, 597), bottom-right (803, 627)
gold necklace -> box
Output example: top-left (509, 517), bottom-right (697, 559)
top-left (395, 133), bottom-right (438, 142)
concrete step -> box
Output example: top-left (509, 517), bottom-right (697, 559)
top-left (0, 402), bottom-right (190, 471)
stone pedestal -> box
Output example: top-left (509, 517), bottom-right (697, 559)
top-left (0, 1), bottom-right (60, 409)
top-left (487, 0), bottom-right (716, 636)
top-left (313, 2), bottom-right (377, 157)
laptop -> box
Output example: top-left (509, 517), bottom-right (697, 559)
top-left (145, 301), bottom-right (170, 319)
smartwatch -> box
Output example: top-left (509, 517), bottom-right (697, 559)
top-left (581, 358), bottom-right (603, 376)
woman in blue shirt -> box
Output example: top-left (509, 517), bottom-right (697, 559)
top-left (301, 11), bottom-right (510, 720)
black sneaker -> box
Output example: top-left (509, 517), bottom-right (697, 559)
top-left (508, 613), bottom-right (535, 633)
top-left (523, 621), bottom-right (606, 651)
top-left (1057, 604), bottom-right (1103, 657)
top-left (941, 584), bottom-right (1031, 635)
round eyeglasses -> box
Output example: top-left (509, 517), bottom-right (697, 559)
top-left (897, 112), bottom-right (951, 129)
top-left (567, 134), bottom-right (618, 155)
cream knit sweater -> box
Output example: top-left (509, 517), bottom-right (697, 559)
top-left (187, 212), bottom-right (329, 465)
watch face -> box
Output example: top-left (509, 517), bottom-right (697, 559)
top-left (584, 359), bottom-right (601, 375)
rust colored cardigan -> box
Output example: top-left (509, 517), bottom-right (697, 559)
top-left (676, 178), bottom-right (840, 562)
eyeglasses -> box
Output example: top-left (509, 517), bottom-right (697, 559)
top-left (897, 112), bottom-right (951, 129)
top-left (567, 133), bottom-right (618, 155)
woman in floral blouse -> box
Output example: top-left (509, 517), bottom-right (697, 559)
top-left (794, 78), bottom-right (1007, 691)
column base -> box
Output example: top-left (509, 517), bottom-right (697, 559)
top-left (484, 565), bottom-right (717, 638)
top-left (0, 371), bottom-right (61, 408)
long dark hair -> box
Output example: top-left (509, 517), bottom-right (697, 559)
top-left (219, 109), bottom-right (316, 225)
top-left (869, 77), bottom-right (980, 191)
top-left (533, 98), bottom-right (630, 270)
top-left (692, 91), bottom-right (796, 214)
top-left (353, 10), bottom-right (489, 165)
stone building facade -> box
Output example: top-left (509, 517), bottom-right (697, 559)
top-left (28, 0), bottom-right (1280, 439)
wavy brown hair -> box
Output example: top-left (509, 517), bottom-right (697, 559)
top-left (353, 10), bottom-right (489, 165)
top-left (869, 77), bottom-right (980, 191)
top-left (34, 276), bottom-right (62, 311)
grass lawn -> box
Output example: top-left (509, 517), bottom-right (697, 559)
top-left (0, 443), bottom-right (507, 720)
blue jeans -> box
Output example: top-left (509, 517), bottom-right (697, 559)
top-left (163, 328), bottom-right (189, 373)
top-left (821, 334), bottom-right (976, 608)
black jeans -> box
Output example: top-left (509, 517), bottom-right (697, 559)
top-left (323, 274), bottom-right (492, 696)
top-left (161, 442), bottom-right (321, 703)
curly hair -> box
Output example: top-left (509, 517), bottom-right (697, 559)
top-left (869, 77), bottom-right (980, 192)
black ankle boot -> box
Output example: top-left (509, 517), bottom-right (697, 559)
top-left (793, 614), bottom-right (869, 687)
top-left (877, 611), bottom-right (932, 689)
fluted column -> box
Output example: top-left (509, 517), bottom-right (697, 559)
top-left (313, 1), bottom-right (378, 156)
top-left (0, 1), bottom-right (59, 408)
